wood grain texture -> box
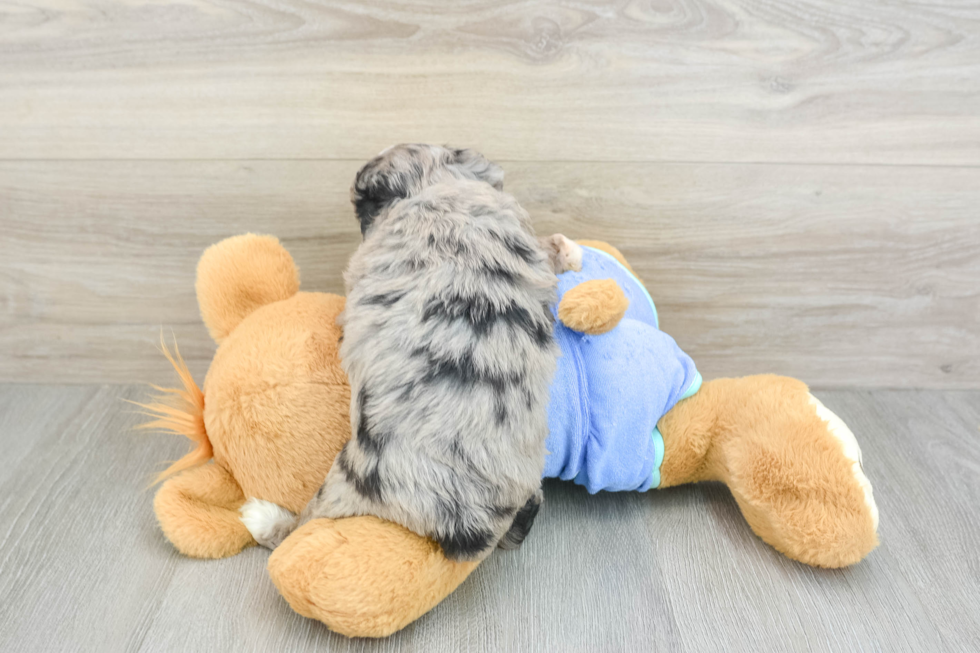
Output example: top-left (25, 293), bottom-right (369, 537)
top-left (1, 384), bottom-right (978, 651)
top-left (1, 0), bottom-right (978, 386)
top-left (1, 160), bottom-right (977, 387)
top-left (1, 0), bottom-right (980, 164)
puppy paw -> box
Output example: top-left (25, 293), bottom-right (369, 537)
top-left (540, 233), bottom-right (583, 274)
top-left (239, 498), bottom-right (297, 550)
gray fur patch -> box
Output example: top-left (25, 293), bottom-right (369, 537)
top-left (299, 145), bottom-right (560, 561)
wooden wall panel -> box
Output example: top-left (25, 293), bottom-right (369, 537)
top-left (1, 0), bottom-right (977, 386)
top-left (0, 0), bottom-right (978, 164)
top-left (2, 160), bottom-right (976, 387)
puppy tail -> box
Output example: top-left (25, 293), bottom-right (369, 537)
top-left (239, 498), bottom-right (298, 550)
top-left (498, 489), bottom-right (543, 550)
top-left (130, 333), bottom-right (211, 485)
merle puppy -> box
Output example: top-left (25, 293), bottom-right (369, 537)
top-left (242, 144), bottom-right (577, 561)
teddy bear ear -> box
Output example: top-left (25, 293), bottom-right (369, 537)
top-left (195, 233), bottom-right (300, 343)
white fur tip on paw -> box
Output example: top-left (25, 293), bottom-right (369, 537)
top-left (239, 498), bottom-right (295, 546)
top-left (808, 394), bottom-right (879, 531)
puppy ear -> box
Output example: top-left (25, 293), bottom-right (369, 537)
top-left (449, 147), bottom-right (504, 191)
top-left (350, 158), bottom-right (411, 236)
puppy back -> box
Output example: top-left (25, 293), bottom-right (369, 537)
top-left (337, 181), bottom-right (558, 560)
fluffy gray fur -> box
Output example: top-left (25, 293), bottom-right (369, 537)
top-left (251, 145), bottom-right (562, 561)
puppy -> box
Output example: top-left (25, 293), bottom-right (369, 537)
top-left (242, 144), bottom-right (579, 561)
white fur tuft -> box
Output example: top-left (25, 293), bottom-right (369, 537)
top-left (808, 394), bottom-right (879, 531)
top-left (239, 498), bottom-right (295, 544)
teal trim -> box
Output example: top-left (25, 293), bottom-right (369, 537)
top-left (582, 246), bottom-right (659, 329)
top-left (651, 373), bottom-right (701, 489)
top-left (650, 427), bottom-right (665, 489)
top-left (681, 371), bottom-right (702, 401)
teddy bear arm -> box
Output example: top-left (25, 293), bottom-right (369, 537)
top-left (656, 375), bottom-right (879, 568)
top-left (154, 463), bottom-right (255, 559)
top-left (267, 516), bottom-right (479, 638)
top-left (556, 240), bottom-right (641, 334)
top-left (557, 279), bottom-right (630, 335)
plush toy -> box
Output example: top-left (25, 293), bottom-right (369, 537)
top-left (146, 233), bottom-right (878, 638)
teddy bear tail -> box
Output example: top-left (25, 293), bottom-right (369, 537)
top-left (131, 333), bottom-right (211, 485)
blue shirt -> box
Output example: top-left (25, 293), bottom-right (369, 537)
top-left (543, 247), bottom-right (701, 493)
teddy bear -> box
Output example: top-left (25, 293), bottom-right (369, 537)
top-left (145, 233), bottom-right (878, 638)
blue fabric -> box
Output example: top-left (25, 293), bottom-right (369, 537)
top-left (543, 246), bottom-right (700, 493)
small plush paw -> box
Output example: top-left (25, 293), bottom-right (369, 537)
top-left (558, 279), bottom-right (629, 335)
top-left (541, 234), bottom-right (583, 274)
top-left (239, 498), bottom-right (297, 550)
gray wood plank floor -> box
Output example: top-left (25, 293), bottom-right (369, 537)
top-left (1, 384), bottom-right (977, 652)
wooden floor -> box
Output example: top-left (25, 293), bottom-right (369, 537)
top-left (0, 384), bottom-right (978, 652)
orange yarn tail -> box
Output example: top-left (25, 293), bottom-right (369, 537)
top-left (131, 334), bottom-right (211, 485)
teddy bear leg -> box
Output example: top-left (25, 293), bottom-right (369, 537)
top-left (657, 375), bottom-right (879, 568)
top-left (154, 463), bottom-right (255, 559)
top-left (267, 516), bottom-right (479, 638)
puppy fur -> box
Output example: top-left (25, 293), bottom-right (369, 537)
top-left (245, 145), bottom-right (560, 561)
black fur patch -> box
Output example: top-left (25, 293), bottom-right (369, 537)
top-left (415, 347), bottom-right (522, 397)
top-left (449, 436), bottom-right (465, 461)
top-left (498, 493), bottom-right (542, 550)
top-left (486, 230), bottom-right (538, 265)
top-left (356, 420), bottom-right (379, 453)
top-left (507, 239), bottom-right (537, 265)
top-left (435, 493), bottom-right (465, 526)
top-left (337, 446), bottom-right (384, 503)
top-left (494, 396), bottom-right (508, 425)
top-left (445, 438), bottom-right (495, 486)
top-left (354, 465), bottom-right (384, 503)
top-left (352, 160), bottom-right (413, 236)
top-left (413, 349), bottom-right (534, 426)
top-left (397, 381), bottom-right (416, 401)
top-left (513, 303), bottom-right (553, 346)
top-left (482, 262), bottom-right (517, 284)
top-left (360, 291), bottom-right (405, 307)
top-left (422, 294), bottom-right (494, 334)
top-left (354, 196), bottom-right (386, 235)
top-left (437, 527), bottom-right (495, 560)
top-left (355, 390), bottom-right (385, 456)
top-left (422, 295), bottom-right (552, 345)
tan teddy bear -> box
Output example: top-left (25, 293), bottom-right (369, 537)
top-left (145, 233), bottom-right (877, 637)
